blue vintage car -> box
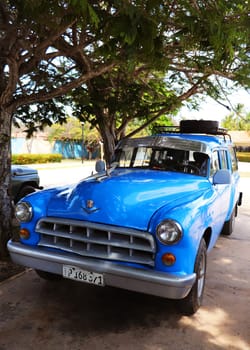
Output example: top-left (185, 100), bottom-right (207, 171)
top-left (8, 120), bottom-right (242, 314)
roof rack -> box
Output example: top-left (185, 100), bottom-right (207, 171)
top-left (153, 120), bottom-right (232, 141)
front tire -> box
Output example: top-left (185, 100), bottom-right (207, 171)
top-left (178, 238), bottom-right (207, 315)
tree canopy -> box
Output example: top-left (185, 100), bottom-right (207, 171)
top-left (9, 0), bottom-right (250, 161)
top-left (0, 0), bottom-right (249, 257)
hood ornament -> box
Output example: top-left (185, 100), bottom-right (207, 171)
top-left (82, 199), bottom-right (99, 214)
top-left (86, 199), bottom-right (94, 209)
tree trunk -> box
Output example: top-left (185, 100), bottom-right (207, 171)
top-left (0, 108), bottom-right (13, 258)
top-left (98, 119), bottom-right (117, 166)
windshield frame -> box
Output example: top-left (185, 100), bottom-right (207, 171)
top-left (114, 136), bottom-right (210, 177)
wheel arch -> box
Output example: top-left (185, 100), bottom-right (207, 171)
top-left (18, 181), bottom-right (40, 191)
top-left (14, 182), bottom-right (39, 203)
top-left (202, 227), bottom-right (212, 249)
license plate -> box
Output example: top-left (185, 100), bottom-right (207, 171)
top-left (63, 265), bottom-right (104, 286)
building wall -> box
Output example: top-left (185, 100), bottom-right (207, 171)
top-left (11, 137), bottom-right (53, 154)
top-left (11, 138), bottom-right (98, 159)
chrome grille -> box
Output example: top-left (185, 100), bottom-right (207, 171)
top-left (36, 217), bottom-right (156, 266)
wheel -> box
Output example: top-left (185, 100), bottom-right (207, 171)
top-left (15, 185), bottom-right (36, 203)
top-left (35, 269), bottom-right (62, 281)
top-left (221, 206), bottom-right (236, 236)
top-left (178, 238), bottom-right (207, 315)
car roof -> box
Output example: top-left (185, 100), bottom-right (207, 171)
top-left (117, 120), bottom-right (234, 155)
top-left (117, 133), bottom-right (233, 156)
top-left (161, 133), bottom-right (232, 149)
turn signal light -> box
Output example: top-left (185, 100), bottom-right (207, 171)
top-left (162, 253), bottom-right (176, 266)
top-left (19, 228), bottom-right (30, 240)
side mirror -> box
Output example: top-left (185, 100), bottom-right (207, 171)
top-left (95, 160), bottom-right (106, 173)
top-left (213, 169), bottom-right (231, 185)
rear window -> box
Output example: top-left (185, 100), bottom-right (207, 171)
top-left (228, 147), bottom-right (238, 172)
top-left (210, 151), bottom-right (220, 176)
top-left (219, 150), bottom-right (228, 169)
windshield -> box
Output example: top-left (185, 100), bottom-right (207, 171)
top-left (114, 145), bottom-right (209, 177)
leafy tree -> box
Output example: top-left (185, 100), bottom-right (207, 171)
top-left (71, 69), bottom-right (177, 161)
top-left (48, 118), bottom-right (83, 142)
top-left (221, 104), bottom-right (250, 131)
top-left (0, 0), bottom-right (157, 256)
top-left (69, 1), bottom-right (250, 163)
top-left (0, 1), bottom-right (249, 257)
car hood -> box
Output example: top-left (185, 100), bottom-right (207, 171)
top-left (47, 169), bottom-right (210, 230)
top-left (11, 165), bottom-right (38, 176)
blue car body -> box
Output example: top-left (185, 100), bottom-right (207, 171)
top-left (8, 121), bottom-right (242, 314)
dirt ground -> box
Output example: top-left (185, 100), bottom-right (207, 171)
top-left (0, 216), bottom-right (249, 350)
top-left (0, 258), bottom-right (24, 283)
top-left (0, 169), bottom-right (249, 350)
top-left (0, 219), bottom-right (25, 283)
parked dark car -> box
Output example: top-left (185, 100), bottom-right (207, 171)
top-left (11, 165), bottom-right (42, 203)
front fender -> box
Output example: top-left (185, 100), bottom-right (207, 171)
top-left (149, 195), bottom-right (213, 275)
top-left (18, 187), bottom-right (67, 245)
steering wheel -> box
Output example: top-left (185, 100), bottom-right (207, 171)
top-left (178, 164), bottom-right (200, 174)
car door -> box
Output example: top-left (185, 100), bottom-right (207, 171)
top-left (225, 146), bottom-right (241, 218)
top-left (208, 150), bottom-right (231, 241)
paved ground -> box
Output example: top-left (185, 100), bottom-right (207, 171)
top-left (0, 161), bottom-right (249, 350)
top-left (32, 159), bottom-right (96, 188)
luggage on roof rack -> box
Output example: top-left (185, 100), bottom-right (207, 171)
top-left (180, 120), bottom-right (219, 134)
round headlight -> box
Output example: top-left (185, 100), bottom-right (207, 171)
top-left (156, 220), bottom-right (183, 245)
top-left (15, 202), bottom-right (33, 222)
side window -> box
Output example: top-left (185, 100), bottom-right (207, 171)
top-left (229, 147), bottom-right (238, 172)
top-left (210, 151), bottom-right (220, 176)
top-left (118, 147), bottom-right (134, 167)
top-left (219, 150), bottom-right (228, 169)
top-left (133, 147), bottom-right (152, 167)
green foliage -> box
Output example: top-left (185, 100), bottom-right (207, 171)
top-left (47, 117), bottom-right (101, 145)
top-left (47, 117), bottom-right (83, 141)
top-left (12, 153), bottom-right (62, 165)
top-left (2, 0), bottom-right (250, 156)
top-left (71, 68), bottom-right (177, 143)
top-left (221, 104), bottom-right (250, 131)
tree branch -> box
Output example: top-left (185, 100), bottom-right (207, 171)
top-left (12, 62), bottom-right (115, 109)
top-left (125, 80), bottom-right (203, 139)
top-left (19, 20), bottom-right (77, 76)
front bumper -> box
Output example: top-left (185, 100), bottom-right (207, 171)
top-left (7, 240), bottom-right (196, 300)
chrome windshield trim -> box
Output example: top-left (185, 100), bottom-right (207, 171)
top-left (117, 136), bottom-right (210, 154)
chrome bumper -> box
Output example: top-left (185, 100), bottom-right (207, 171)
top-left (7, 240), bottom-right (196, 300)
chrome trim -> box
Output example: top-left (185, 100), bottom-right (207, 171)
top-left (8, 241), bottom-right (196, 300)
top-left (117, 136), bottom-right (209, 154)
top-left (35, 217), bottom-right (156, 267)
